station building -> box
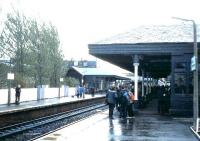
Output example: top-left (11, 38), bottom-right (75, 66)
top-left (66, 66), bottom-right (130, 93)
top-left (88, 24), bottom-right (200, 116)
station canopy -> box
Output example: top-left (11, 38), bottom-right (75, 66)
top-left (89, 24), bottom-right (200, 78)
top-left (68, 66), bottom-right (130, 80)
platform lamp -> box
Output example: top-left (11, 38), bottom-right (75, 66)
top-left (172, 17), bottom-right (198, 132)
top-left (7, 57), bottom-right (14, 105)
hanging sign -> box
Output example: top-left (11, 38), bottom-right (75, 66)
top-left (191, 56), bottom-right (196, 71)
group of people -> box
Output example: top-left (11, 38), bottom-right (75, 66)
top-left (76, 85), bottom-right (85, 98)
top-left (105, 85), bottom-right (135, 119)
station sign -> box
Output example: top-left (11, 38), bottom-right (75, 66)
top-left (60, 78), bottom-right (64, 82)
top-left (191, 56), bottom-right (196, 71)
top-left (7, 73), bottom-right (14, 80)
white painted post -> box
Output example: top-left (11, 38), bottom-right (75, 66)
top-left (134, 63), bottom-right (139, 100)
top-left (146, 73), bottom-right (149, 95)
top-left (37, 85), bottom-right (41, 100)
top-left (64, 85), bottom-right (69, 97)
top-left (142, 70), bottom-right (144, 97)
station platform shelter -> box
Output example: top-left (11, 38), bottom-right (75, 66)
top-left (66, 66), bottom-right (130, 93)
top-left (89, 24), bottom-right (200, 117)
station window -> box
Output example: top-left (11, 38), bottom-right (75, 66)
top-left (189, 72), bottom-right (193, 94)
top-left (174, 73), bottom-right (186, 94)
top-left (175, 62), bottom-right (186, 70)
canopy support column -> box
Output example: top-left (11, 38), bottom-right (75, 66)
top-left (133, 55), bottom-right (139, 100)
top-left (146, 73), bottom-right (149, 95)
top-left (142, 70), bottom-right (145, 97)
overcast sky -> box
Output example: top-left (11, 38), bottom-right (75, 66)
top-left (0, 0), bottom-right (200, 69)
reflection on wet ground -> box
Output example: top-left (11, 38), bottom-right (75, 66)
top-left (105, 99), bottom-right (196, 141)
top-left (36, 99), bottom-right (197, 141)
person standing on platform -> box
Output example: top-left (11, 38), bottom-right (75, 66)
top-left (116, 86), bottom-right (121, 111)
top-left (77, 85), bottom-right (85, 98)
top-left (105, 87), bottom-right (117, 119)
top-left (76, 85), bottom-right (80, 98)
top-left (15, 84), bottom-right (21, 104)
top-left (117, 86), bottom-right (124, 118)
top-left (157, 85), bottom-right (165, 114)
top-left (91, 87), bottom-right (95, 97)
top-left (128, 91), bottom-right (135, 117)
top-left (121, 87), bottom-right (131, 119)
top-left (80, 85), bottom-right (85, 98)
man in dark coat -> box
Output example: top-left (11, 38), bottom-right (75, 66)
top-left (106, 87), bottom-right (117, 119)
top-left (15, 84), bottom-right (21, 104)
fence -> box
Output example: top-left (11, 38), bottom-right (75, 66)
top-left (0, 86), bottom-right (76, 105)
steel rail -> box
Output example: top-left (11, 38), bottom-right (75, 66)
top-left (0, 103), bottom-right (107, 140)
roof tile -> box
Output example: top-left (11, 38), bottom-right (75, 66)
top-left (95, 24), bottom-right (200, 44)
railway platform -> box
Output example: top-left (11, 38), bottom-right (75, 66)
top-left (0, 95), bottom-right (198, 140)
top-left (35, 99), bottom-right (197, 141)
top-left (0, 94), bottom-right (104, 115)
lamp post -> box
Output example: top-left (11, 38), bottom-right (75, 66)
top-left (172, 17), bottom-right (198, 132)
top-left (7, 73), bottom-right (14, 105)
top-left (7, 58), bottom-right (14, 105)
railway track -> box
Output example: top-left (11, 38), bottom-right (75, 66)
top-left (0, 103), bottom-right (107, 141)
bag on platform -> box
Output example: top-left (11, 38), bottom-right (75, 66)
top-left (129, 92), bottom-right (135, 103)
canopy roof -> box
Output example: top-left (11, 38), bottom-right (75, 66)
top-left (95, 24), bottom-right (200, 44)
top-left (70, 66), bottom-right (130, 80)
top-left (89, 24), bottom-right (199, 78)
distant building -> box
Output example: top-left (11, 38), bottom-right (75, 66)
top-left (64, 60), bottom-right (96, 68)
top-left (66, 66), bottom-right (130, 93)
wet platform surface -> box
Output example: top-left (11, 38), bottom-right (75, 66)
top-left (36, 99), bottom-right (197, 141)
top-left (0, 94), bottom-right (104, 115)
